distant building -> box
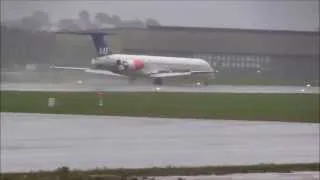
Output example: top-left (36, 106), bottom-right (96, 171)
top-left (106, 26), bottom-right (319, 84)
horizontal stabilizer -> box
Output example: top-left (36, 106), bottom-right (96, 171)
top-left (54, 29), bottom-right (115, 56)
top-left (54, 29), bottom-right (115, 57)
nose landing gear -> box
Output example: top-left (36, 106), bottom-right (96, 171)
top-left (195, 80), bottom-right (209, 86)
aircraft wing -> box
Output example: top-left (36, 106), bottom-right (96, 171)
top-left (50, 65), bottom-right (125, 77)
top-left (49, 65), bottom-right (88, 70)
top-left (84, 69), bottom-right (125, 76)
top-left (149, 71), bottom-right (214, 78)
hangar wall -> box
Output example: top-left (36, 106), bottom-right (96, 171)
top-left (2, 25), bottom-right (317, 85)
top-left (110, 26), bottom-right (319, 85)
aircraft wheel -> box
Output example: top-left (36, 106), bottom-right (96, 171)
top-left (128, 76), bottom-right (135, 84)
top-left (153, 78), bottom-right (163, 85)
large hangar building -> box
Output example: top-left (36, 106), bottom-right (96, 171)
top-left (107, 26), bottom-right (319, 84)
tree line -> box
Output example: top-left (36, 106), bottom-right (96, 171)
top-left (1, 10), bottom-right (161, 69)
top-left (3, 10), bottom-right (161, 31)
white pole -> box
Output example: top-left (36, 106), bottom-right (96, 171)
top-left (99, 97), bottom-right (103, 107)
top-left (48, 97), bottom-right (56, 108)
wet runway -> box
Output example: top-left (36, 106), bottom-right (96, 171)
top-left (2, 70), bottom-right (319, 93)
top-left (153, 172), bottom-right (320, 180)
top-left (1, 82), bottom-right (319, 94)
top-left (1, 112), bottom-right (319, 172)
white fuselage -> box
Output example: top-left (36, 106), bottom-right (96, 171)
top-left (92, 54), bottom-right (214, 78)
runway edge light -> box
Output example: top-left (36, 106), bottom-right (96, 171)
top-left (97, 92), bottom-right (104, 107)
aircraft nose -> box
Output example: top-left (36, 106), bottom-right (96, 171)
top-left (133, 59), bottom-right (144, 70)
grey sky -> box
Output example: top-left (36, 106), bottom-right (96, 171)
top-left (1, 0), bottom-right (319, 31)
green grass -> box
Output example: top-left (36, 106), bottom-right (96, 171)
top-left (1, 163), bottom-right (319, 180)
top-left (210, 77), bottom-right (317, 86)
top-left (1, 91), bottom-right (319, 123)
top-left (208, 71), bottom-right (319, 86)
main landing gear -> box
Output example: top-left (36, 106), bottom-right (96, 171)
top-left (153, 77), bottom-right (163, 86)
top-left (128, 76), bottom-right (136, 84)
top-left (196, 80), bottom-right (209, 86)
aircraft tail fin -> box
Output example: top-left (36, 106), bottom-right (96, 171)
top-left (90, 33), bottom-right (111, 56)
top-left (55, 30), bottom-right (114, 57)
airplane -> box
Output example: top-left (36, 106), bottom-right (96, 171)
top-left (50, 30), bottom-right (215, 86)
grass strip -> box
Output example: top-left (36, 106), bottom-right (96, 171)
top-left (1, 163), bottom-right (319, 180)
top-left (1, 91), bottom-right (319, 123)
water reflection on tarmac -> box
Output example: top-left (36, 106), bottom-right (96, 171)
top-left (1, 72), bottom-right (319, 179)
top-left (1, 82), bottom-right (319, 94)
top-left (1, 112), bottom-right (319, 173)
top-left (152, 171), bottom-right (319, 180)
top-left (1, 70), bottom-right (319, 93)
